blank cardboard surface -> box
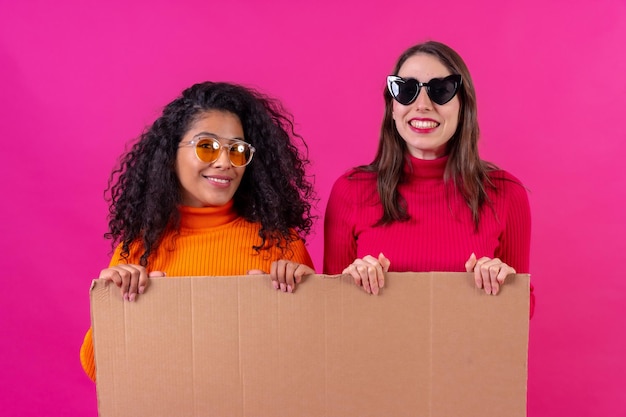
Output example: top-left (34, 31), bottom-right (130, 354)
top-left (91, 272), bottom-right (529, 417)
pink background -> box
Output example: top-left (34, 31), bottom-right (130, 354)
top-left (1, 0), bottom-right (625, 415)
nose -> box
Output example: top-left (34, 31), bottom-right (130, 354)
top-left (211, 145), bottom-right (231, 169)
top-left (413, 87), bottom-right (433, 110)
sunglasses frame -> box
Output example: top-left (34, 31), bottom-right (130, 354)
top-left (179, 137), bottom-right (256, 167)
top-left (387, 74), bottom-right (462, 106)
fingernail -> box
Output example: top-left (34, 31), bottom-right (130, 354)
top-left (287, 285), bottom-right (293, 293)
top-left (272, 281), bottom-right (279, 290)
top-left (280, 283), bottom-right (286, 292)
top-left (138, 286), bottom-right (145, 294)
top-left (123, 292), bottom-right (129, 301)
top-left (129, 293), bottom-right (136, 302)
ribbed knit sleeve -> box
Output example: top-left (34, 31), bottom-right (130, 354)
top-left (490, 171), bottom-right (534, 317)
top-left (323, 170), bottom-right (377, 274)
top-left (491, 172), bottom-right (531, 273)
top-left (79, 328), bottom-right (95, 381)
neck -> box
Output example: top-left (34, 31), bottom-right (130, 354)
top-left (404, 154), bottom-right (448, 179)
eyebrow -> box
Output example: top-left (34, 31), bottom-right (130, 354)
top-left (193, 131), bottom-right (246, 142)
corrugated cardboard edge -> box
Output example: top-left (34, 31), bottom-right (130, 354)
top-left (90, 272), bottom-right (529, 417)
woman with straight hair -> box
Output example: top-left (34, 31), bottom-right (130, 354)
top-left (324, 40), bottom-right (533, 315)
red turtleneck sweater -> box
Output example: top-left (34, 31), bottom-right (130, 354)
top-left (323, 155), bottom-right (533, 313)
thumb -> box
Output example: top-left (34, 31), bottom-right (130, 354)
top-left (294, 265), bottom-right (315, 283)
top-left (464, 253), bottom-right (477, 272)
top-left (378, 252), bottom-right (391, 272)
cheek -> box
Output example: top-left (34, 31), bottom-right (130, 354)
top-left (445, 102), bottom-right (461, 127)
top-left (175, 153), bottom-right (198, 184)
top-left (234, 167), bottom-right (246, 186)
top-left (392, 102), bottom-right (403, 120)
top-left (174, 154), bottom-right (185, 179)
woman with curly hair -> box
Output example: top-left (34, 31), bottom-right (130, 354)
top-left (80, 81), bottom-right (316, 381)
top-left (324, 41), bottom-right (533, 315)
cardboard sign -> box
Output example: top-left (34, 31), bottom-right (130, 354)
top-left (91, 272), bottom-right (529, 417)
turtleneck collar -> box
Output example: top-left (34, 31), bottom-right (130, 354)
top-left (179, 200), bottom-right (239, 229)
top-left (404, 154), bottom-right (448, 180)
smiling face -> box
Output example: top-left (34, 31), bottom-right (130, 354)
top-left (392, 53), bottom-right (461, 160)
top-left (175, 110), bottom-right (247, 207)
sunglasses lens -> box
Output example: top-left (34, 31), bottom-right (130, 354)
top-left (229, 143), bottom-right (253, 167)
top-left (428, 76), bottom-right (460, 105)
top-left (389, 78), bottom-right (418, 105)
top-left (195, 138), bottom-right (221, 163)
top-left (194, 138), bottom-right (253, 166)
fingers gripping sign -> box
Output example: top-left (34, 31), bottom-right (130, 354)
top-left (272, 259), bottom-right (294, 292)
top-left (465, 253), bottom-right (516, 295)
top-left (342, 253), bottom-right (390, 295)
top-left (249, 260), bottom-right (315, 293)
top-left (98, 264), bottom-right (164, 301)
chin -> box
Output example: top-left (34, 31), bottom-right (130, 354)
top-left (206, 197), bottom-right (234, 207)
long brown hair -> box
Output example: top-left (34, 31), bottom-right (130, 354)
top-left (359, 40), bottom-right (496, 227)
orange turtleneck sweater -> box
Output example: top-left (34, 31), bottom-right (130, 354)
top-left (80, 201), bottom-right (314, 381)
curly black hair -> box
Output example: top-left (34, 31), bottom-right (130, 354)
top-left (105, 81), bottom-right (316, 266)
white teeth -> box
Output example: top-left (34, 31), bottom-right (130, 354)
top-left (207, 177), bottom-right (230, 184)
top-left (410, 120), bottom-right (439, 129)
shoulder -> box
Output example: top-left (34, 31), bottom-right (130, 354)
top-left (488, 169), bottom-right (527, 191)
top-left (257, 230), bottom-right (314, 268)
top-left (328, 168), bottom-right (378, 208)
top-left (285, 235), bottom-right (315, 268)
top-left (487, 169), bottom-right (530, 209)
top-left (331, 167), bottom-right (377, 190)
